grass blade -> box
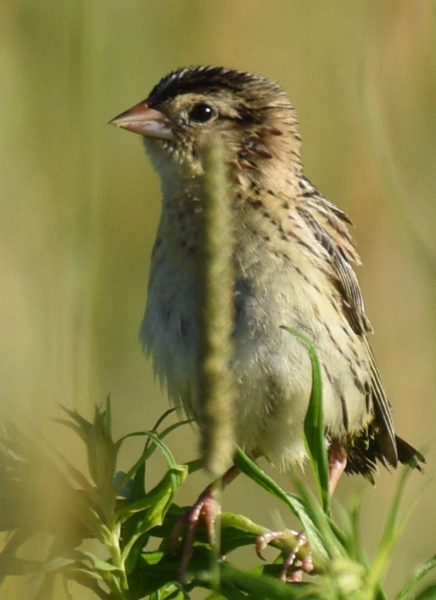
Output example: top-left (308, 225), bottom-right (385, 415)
top-left (281, 327), bottom-right (330, 514)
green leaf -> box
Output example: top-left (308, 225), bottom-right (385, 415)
top-left (220, 513), bottom-right (267, 554)
top-left (115, 411), bottom-right (190, 501)
top-left (234, 448), bottom-right (327, 560)
top-left (136, 549), bottom-right (313, 599)
top-left (59, 402), bottom-right (119, 504)
top-left (396, 555), bottom-right (436, 600)
top-left (292, 478), bottom-right (345, 560)
top-left (204, 592), bottom-right (234, 600)
top-left (0, 530), bottom-right (37, 581)
top-left (281, 326), bottom-right (330, 514)
top-left (153, 582), bottom-right (189, 600)
top-left (61, 567), bottom-right (111, 598)
top-left (81, 550), bottom-right (120, 572)
top-left (132, 550), bottom-right (184, 596)
top-left (117, 466), bottom-right (187, 528)
top-left (415, 584), bottom-right (436, 600)
top-left (0, 555), bottom-right (43, 577)
top-left (217, 563), bottom-right (318, 599)
top-left (368, 466), bottom-right (413, 591)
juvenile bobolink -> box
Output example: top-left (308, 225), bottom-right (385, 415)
top-left (111, 65), bottom-right (423, 490)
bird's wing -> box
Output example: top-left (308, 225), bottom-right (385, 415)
top-left (296, 179), bottom-right (398, 465)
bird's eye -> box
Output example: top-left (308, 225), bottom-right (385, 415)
top-left (188, 103), bottom-right (215, 123)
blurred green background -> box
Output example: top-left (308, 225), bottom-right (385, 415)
top-left (1, 1), bottom-right (435, 597)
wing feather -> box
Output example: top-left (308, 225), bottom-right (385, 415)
top-left (296, 180), bottom-right (398, 466)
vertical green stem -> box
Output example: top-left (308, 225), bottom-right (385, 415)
top-left (198, 135), bottom-right (237, 479)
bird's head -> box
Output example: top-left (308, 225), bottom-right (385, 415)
top-left (110, 66), bottom-right (302, 191)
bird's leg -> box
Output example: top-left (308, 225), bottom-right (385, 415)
top-left (256, 529), bottom-right (313, 582)
top-left (328, 439), bottom-right (347, 495)
top-left (171, 464), bottom-right (240, 583)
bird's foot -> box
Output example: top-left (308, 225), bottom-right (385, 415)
top-left (170, 465), bottom-right (240, 584)
top-left (170, 486), bottom-right (220, 584)
top-left (256, 529), bottom-right (314, 582)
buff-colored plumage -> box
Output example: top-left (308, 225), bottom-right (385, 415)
top-left (111, 66), bottom-right (423, 482)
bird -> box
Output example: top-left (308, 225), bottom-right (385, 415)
top-left (110, 65), bottom-right (423, 578)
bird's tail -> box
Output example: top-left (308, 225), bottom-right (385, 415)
top-left (396, 435), bottom-right (425, 471)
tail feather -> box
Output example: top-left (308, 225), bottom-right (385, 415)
top-left (396, 435), bottom-right (425, 471)
top-left (344, 426), bottom-right (425, 482)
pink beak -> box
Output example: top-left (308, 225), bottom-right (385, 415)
top-left (110, 101), bottom-right (174, 141)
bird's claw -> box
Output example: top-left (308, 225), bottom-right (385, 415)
top-left (170, 487), bottom-right (220, 584)
top-left (256, 529), bottom-right (314, 582)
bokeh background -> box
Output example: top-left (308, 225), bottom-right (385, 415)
top-left (1, 1), bottom-right (435, 598)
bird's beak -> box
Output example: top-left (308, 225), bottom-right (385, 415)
top-left (109, 101), bottom-right (174, 141)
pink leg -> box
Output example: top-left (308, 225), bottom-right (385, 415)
top-left (171, 465), bottom-right (240, 583)
top-left (328, 440), bottom-right (347, 495)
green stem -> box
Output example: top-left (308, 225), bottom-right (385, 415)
top-left (101, 522), bottom-right (129, 598)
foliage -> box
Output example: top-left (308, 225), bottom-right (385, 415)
top-left (0, 394), bottom-right (434, 598)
